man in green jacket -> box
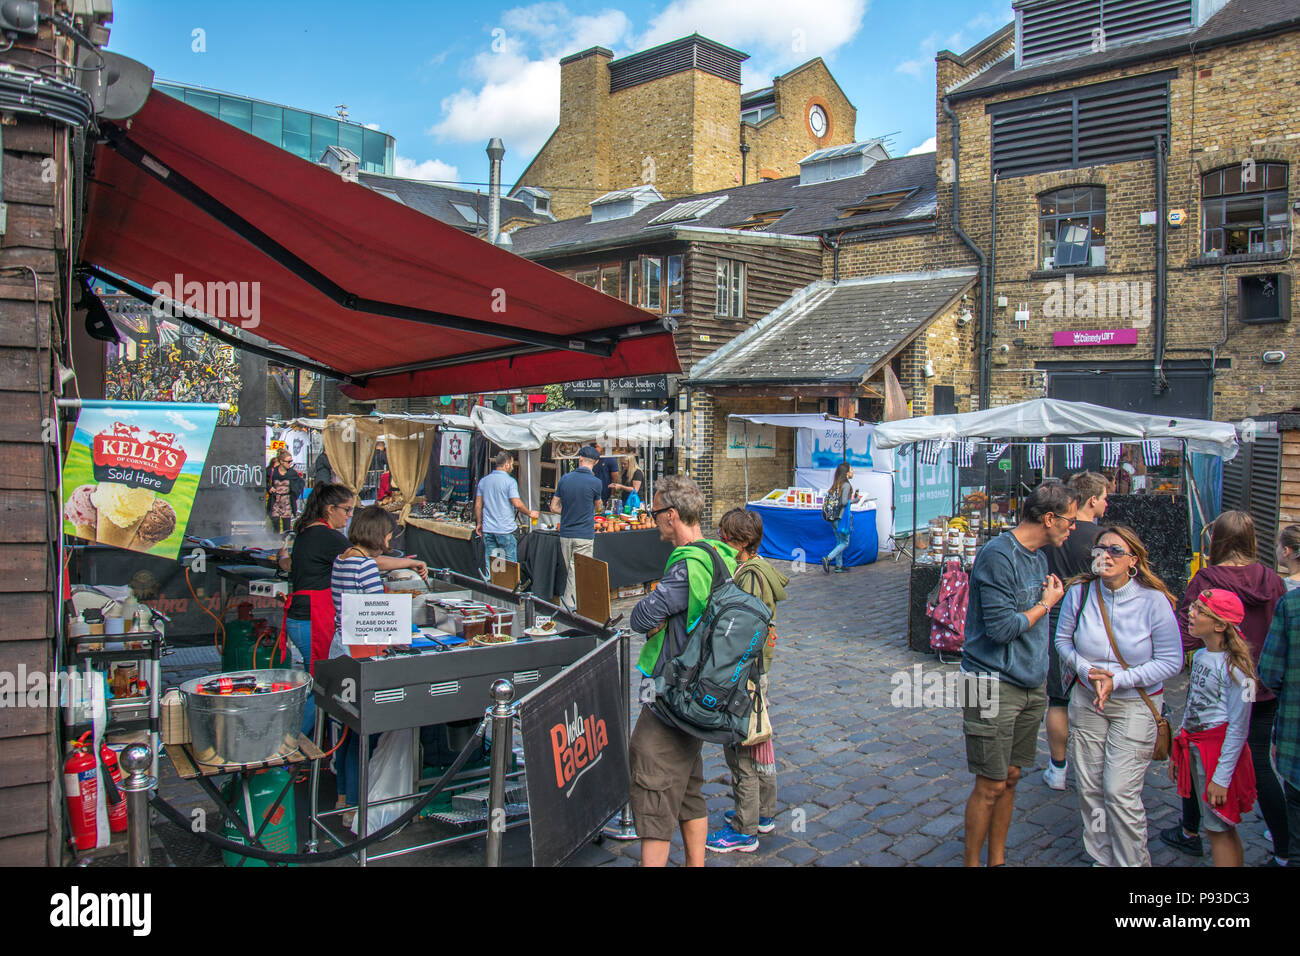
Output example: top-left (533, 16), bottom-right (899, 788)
top-left (629, 475), bottom-right (737, 867)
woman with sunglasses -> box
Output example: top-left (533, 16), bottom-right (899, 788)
top-left (1054, 525), bottom-right (1182, 866)
top-left (1164, 510), bottom-right (1288, 865)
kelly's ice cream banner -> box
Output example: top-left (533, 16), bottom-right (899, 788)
top-left (62, 401), bottom-right (222, 559)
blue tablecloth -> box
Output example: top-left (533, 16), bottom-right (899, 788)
top-left (746, 503), bottom-right (879, 567)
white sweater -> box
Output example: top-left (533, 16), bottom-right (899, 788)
top-left (1054, 578), bottom-right (1183, 698)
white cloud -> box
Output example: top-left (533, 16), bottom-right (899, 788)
top-left (907, 136), bottom-right (937, 156)
top-left (640, 0), bottom-right (869, 84)
top-left (394, 156), bottom-right (460, 182)
top-left (430, 4), bottom-right (633, 155)
top-left (894, 5), bottom-right (1012, 78)
top-left (164, 410), bottom-right (199, 432)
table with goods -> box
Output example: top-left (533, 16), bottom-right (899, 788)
top-left (744, 486), bottom-right (880, 568)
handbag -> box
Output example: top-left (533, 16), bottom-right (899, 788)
top-left (741, 679), bottom-right (772, 746)
top-left (1093, 580), bottom-right (1172, 761)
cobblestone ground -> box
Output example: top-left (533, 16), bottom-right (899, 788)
top-left (143, 555), bottom-right (1277, 867)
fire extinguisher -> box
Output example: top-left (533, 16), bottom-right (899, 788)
top-left (99, 741), bottom-right (128, 834)
top-left (64, 732), bottom-right (99, 851)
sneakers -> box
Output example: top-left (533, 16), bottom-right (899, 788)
top-left (1158, 825), bottom-right (1204, 858)
top-left (821, 556), bottom-right (831, 574)
top-left (724, 809), bottom-right (776, 834)
top-left (1042, 760), bottom-right (1068, 790)
top-left (831, 566), bottom-right (849, 573)
top-left (706, 824), bottom-right (759, 853)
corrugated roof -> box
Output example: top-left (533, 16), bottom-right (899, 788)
top-left (689, 269), bottom-right (979, 386)
top-left (356, 172), bottom-right (549, 233)
top-left (951, 0), bottom-right (1300, 100)
top-left (507, 152), bottom-right (938, 257)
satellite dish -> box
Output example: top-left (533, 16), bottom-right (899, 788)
top-left (80, 50), bottom-right (154, 121)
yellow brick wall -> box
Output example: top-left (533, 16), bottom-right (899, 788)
top-left (707, 397), bottom-right (799, 526)
top-left (742, 60), bottom-right (857, 182)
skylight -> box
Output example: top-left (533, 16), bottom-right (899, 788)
top-left (646, 195), bottom-right (728, 226)
top-left (450, 202), bottom-right (485, 225)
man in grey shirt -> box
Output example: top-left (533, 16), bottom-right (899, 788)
top-left (961, 482), bottom-right (1078, 866)
top-left (475, 451), bottom-right (538, 574)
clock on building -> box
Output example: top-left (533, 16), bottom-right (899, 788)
top-left (808, 104), bottom-right (828, 138)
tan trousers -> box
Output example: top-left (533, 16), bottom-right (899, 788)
top-left (1068, 683), bottom-right (1160, 867)
top-left (560, 536), bottom-right (594, 610)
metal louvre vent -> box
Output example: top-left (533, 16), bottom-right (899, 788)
top-left (373, 688), bottom-right (406, 704)
top-left (429, 680), bottom-right (460, 697)
top-left (1221, 431), bottom-right (1283, 567)
top-left (609, 38), bottom-right (743, 93)
top-left (1019, 0), bottom-right (1192, 68)
top-left (512, 670), bottom-right (541, 685)
top-left (989, 73), bottom-right (1169, 177)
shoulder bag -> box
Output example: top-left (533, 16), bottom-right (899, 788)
top-left (1093, 580), bottom-right (1172, 761)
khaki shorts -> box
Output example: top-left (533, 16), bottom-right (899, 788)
top-left (629, 709), bottom-right (706, 842)
top-left (963, 678), bottom-right (1047, 781)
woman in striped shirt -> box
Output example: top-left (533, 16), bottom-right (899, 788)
top-left (331, 505), bottom-right (399, 826)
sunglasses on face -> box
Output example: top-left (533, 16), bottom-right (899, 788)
top-left (1091, 545), bottom-right (1132, 558)
top-left (651, 506), bottom-right (674, 519)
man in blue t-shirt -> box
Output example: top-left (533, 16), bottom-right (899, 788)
top-left (550, 446), bottom-right (605, 609)
top-left (591, 441), bottom-right (618, 505)
top-left (475, 451), bottom-right (538, 574)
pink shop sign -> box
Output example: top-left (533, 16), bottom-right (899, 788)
top-left (1052, 328), bottom-right (1139, 347)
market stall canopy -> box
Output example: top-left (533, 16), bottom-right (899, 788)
top-left (687, 269), bottom-right (978, 388)
top-left (470, 406), bottom-right (672, 451)
top-left (873, 398), bottom-right (1239, 459)
top-left (79, 91), bottom-right (680, 399)
top-left (727, 413), bottom-right (872, 432)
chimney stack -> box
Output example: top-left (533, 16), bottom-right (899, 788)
top-left (486, 138), bottom-right (505, 245)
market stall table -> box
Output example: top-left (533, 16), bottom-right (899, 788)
top-left (746, 501), bottom-right (879, 567)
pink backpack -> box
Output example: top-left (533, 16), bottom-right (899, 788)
top-left (927, 560), bottom-right (970, 656)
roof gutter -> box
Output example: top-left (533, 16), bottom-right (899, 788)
top-left (941, 96), bottom-right (990, 409)
top-left (518, 225), bottom-right (821, 262)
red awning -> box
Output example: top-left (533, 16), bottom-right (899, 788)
top-left (78, 92), bottom-right (680, 399)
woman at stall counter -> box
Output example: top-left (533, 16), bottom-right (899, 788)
top-left (820, 462), bottom-right (854, 574)
top-left (1054, 525), bottom-right (1183, 866)
top-left (609, 454), bottom-right (646, 508)
top-left (277, 484), bottom-right (427, 734)
top-left (265, 449), bottom-right (305, 535)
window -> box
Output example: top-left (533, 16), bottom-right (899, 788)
top-left (1039, 187), bottom-right (1106, 268)
top-left (600, 265), bottom-right (620, 298)
top-left (715, 259), bottom-right (744, 317)
top-left (450, 202), bottom-right (485, 226)
top-left (729, 209), bottom-right (791, 231)
top-left (572, 269), bottom-right (598, 289)
top-left (1202, 162), bottom-right (1290, 257)
top-left (641, 257), bottom-right (663, 312)
top-left (666, 255), bottom-right (683, 314)
top-left (838, 189), bottom-right (918, 218)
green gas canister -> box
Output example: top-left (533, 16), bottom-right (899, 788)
top-left (221, 604), bottom-right (280, 672)
top-left (220, 768), bottom-right (297, 867)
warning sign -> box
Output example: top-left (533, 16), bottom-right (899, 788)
top-left (340, 593), bottom-right (412, 645)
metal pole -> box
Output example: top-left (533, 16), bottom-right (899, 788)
top-left (119, 744), bottom-right (155, 867)
top-left (485, 679), bottom-right (516, 867)
top-left (604, 629), bottom-right (637, 840)
top-left (743, 421), bottom-right (750, 503)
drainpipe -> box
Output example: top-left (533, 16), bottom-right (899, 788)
top-left (1153, 133), bottom-right (1168, 396)
top-left (990, 172), bottom-right (998, 398)
top-left (486, 137), bottom-right (505, 245)
top-left (941, 97), bottom-right (990, 409)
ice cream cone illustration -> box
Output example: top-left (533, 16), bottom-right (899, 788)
top-left (130, 499), bottom-right (176, 550)
top-left (92, 483), bottom-right (155, 549)
top-left (64, 484), bottom-right (99, 541)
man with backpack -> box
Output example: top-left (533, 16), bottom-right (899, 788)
top-left (628, 475), bottom-right (747, 866)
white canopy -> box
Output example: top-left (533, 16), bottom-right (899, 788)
top-left (872, 398), bottom-right (1238, 459)
top-left (470, 406), bottom-right (672, 451)
top-left (273, 412), bottom-right (477, 432)
top-left (727, 413), bottom-right (872, 432)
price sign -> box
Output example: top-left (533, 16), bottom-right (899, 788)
top-left (998, 459), bottom-right (1012, 472)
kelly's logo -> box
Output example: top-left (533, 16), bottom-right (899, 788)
top-left (550, 700), bottom-right (609, 797)
top-left (91, 423), bottom-right (187, 492)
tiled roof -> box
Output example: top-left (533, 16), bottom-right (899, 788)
top-left (356, 172), bottom-right (549, 232)
top-left (950, 0), bottom-right (1300, 100)
top-left (506, 152), bottom-right (938, 258)
top-left (688, 268), bottom-right (979, 386)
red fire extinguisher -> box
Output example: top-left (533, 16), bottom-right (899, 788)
top-left (99, 741), bottom-right (128, 834)
top-left (64, 732), bottom-right (99, 851)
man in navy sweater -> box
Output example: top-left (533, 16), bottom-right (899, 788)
top-left (961, 482), bottom-right (1078, 866)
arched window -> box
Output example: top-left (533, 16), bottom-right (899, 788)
top-left (1039, 186), bottom-right (1106, 269)
top-left (1202, 162), bottom-right (1289, 256)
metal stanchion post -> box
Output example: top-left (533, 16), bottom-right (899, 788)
top-left (485, 678), bottom-right (516, 867)
top-left (604, 629), bottom-right (637, 840)
top-left (307, 704), bottom-right (325, 853)
top-left (120, 744), bottom-right (155, 867)
top-left (521, 594), bottom-right (535, 629)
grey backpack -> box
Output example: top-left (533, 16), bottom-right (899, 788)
top-left (653, 542), bottom-right (773, 745)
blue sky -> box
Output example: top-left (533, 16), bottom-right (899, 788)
top-left (108, 0), bottom-right (1013, 192)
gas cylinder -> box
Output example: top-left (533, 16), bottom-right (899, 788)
top-left (64, 732), bottom-right (99, 851)
top-left (99, 742), bottom-right (128, 834)
top-left (220, 768), bottom-right (298, 867)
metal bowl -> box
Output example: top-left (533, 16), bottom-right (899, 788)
top-left (180, 668), bottom-right (311, 766)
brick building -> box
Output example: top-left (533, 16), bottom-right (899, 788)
top-left (511, 34), bottom-right (858, 220)
top-left (931, 0), bottom-right (1300, 422)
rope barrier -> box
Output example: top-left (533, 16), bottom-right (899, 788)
top-left (147, 719), bottom-right (488, 864)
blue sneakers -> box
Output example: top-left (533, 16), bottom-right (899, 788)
top-left (723, 810), bottom-right (776, 834)
top-left (706, 824), bottom-right (759, 853)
